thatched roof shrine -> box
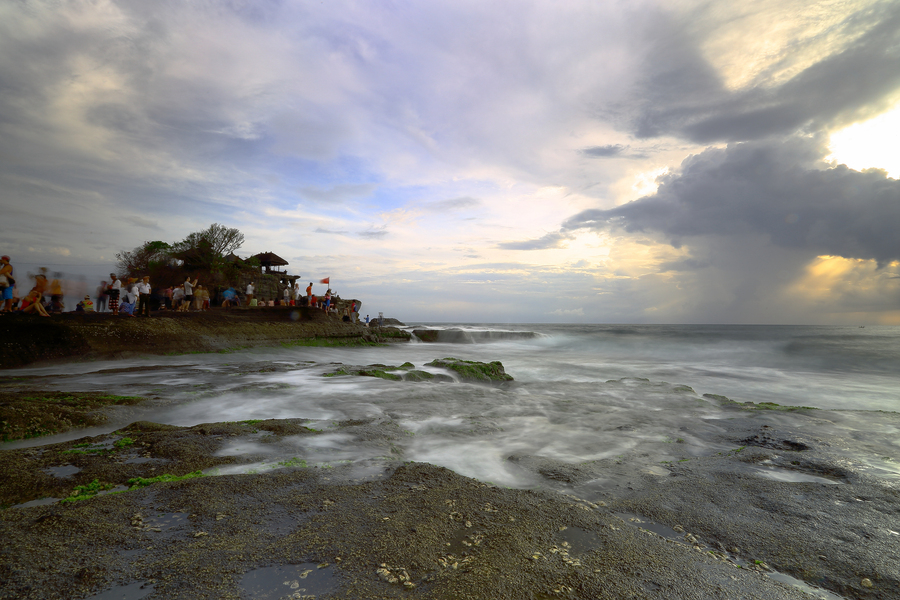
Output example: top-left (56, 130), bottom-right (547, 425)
top-left (252, 252), bottom-right (289, 273)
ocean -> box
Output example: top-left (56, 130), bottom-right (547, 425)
top-left (4, 324), bottom-right (900, 489)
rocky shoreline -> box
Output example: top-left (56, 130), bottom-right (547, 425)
top-left (0, 308), bottom-right (411, 369)
top-left (0, 350), bottom-right (897, 598)
top-left (4, 408), bottom-right (883, 600)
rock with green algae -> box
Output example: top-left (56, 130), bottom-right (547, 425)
top-left (703, 394), bottom-right (817, 411)
top-left (323, 363), bottom-right (452, 383)
top-left (424, 358), bottom-right (514, 382)
top-left (403, 370), bottom-right (436, 382)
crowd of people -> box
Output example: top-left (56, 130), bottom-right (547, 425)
top-left (220, 281), bottom-right (363, 323)
top-left (0, 258), bottom-right (368, 324)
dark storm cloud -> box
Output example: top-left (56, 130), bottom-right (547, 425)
top-left (497, 231), bottom-right (572, 250)
top-left (633, 4), bottom-right (900, 142)
top-left (563, 135), bottom-right (900, 265)
top-left (657, 258), bottom-right (710, 272)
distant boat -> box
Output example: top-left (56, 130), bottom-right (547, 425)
top-left (859, 325), bottom-right (865, 328)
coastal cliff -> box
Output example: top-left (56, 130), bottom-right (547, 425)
top-left (0, 309), bottom-right (410, 368)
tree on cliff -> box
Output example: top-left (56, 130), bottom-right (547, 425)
top-left (116, 224), bottom-right (246, 285)
top-left (116, 240), bottom-right (173, 276)
top-left (174, 223), bottom-right (245, 258)
top-left (171, 224), bottom-right (245, 273)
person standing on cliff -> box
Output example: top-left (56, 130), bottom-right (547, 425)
top-left (181, 276), bottom-right (197, 312)
top-left (49, 277), bottom-right (64, 313)
top-left (96, 281), bottom-right (108, 312)
top-left (306, 282), bottom-right (312, 300)
top-left (107, 273), bottom-right (121, 315)
top-left (173, 284), bottom-right (184, 310)
top-left (137, 276), bottom-right (151, 317)
top-left (246, 282), bottom-right (254, 307)
top-left (0, 256), bottom-right (14, 313)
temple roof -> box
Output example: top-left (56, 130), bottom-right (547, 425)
top-left (251, 252), bottom-right (288, 266)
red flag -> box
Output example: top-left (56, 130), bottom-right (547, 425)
top-left (319, 277), bottom-right (330, 285)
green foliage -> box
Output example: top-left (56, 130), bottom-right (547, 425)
top-left (173, 223), bottom-right (245, 273)
top-left (115, 223), bottom-right (250, 286)
top-left (114, 437), bottom-right (135, 448)
top-left (61, 480), bottom-right (115, 503)
top-left (116, 240), bottom-right (173, 278)
top-left (62, 444), bottom-right (111, 455)
top-left (127, 471), bottom-right (204, 488)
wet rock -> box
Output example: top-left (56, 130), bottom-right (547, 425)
top-left (323, 363), bottom-right (453, 383)
top-left (0, 391), bottom-right (146, 443)
top-left (412, 329), bottom-right (440, 342)
top-left (740, 431), bottom-right (811, 452)
top-left (424, 358), bottom-right (514, 382)
top-left (0, 460), bottom-right (825, 599)
top-left (506, 454), bottom-right (596, 484)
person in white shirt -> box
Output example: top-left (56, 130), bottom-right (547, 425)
top-left (182, 276), bottom-right (198, 311)
top-left (173, 285), bottom-right (185, 310)
top-left (137, 276), bottom-right (151, 317)
top-left (108, 273), bottom-right (122, 315)
top-left (246, 282), bottom-right (254, 307)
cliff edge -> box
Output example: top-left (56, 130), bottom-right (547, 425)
top-left (0, 308), bottom-right (410, 369)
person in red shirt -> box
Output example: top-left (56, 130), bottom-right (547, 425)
top-left (20, 289), bottom-right (50, 317)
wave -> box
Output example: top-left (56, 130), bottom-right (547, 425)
top-left (411, 328), bottom-right (542, 344)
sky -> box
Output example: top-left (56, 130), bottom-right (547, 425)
top-left (1, 0), bottom-right (899, 324)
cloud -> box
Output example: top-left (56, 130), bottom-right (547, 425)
top-left (497, 231), bottom-right (573, 250)
top-left (564, 135), bottom-right (900, 265)
top-left (122, 216), bottom-right (162, 230)
top-left (299, 184), bottom-right (377, 203)
top-left (2, 1), bottom-right (899, 323)
top-left (582, 144), bottom-right (626, 158)
top-left (631, 4), bottom-right (900, 142)
top-left (549, 308), bottom-right (584, 316)
top-left (358, 228), bottom-right (389, 239)
top-left (421, 196), bottom-right (481, 212)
